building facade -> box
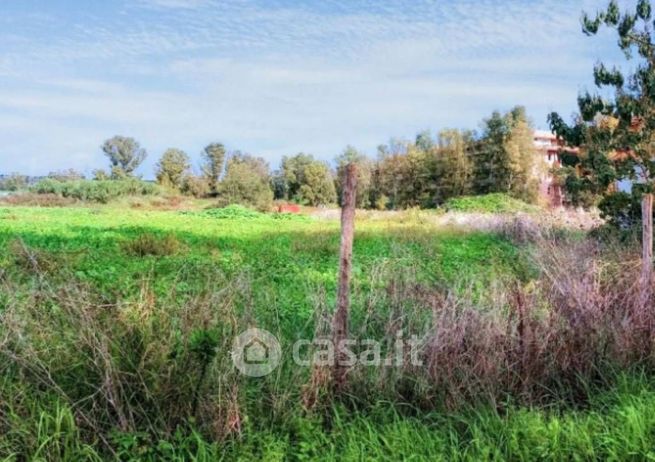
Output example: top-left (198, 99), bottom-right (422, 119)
top-left (532, 130), bottom-right (579, 207)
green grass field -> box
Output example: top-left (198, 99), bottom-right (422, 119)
top-left (1, 204), bottom-right (654, 461)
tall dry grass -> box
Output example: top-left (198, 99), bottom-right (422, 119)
top-left (312, 231), bottom-right (655, 411)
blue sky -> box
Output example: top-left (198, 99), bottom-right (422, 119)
top-left (0, 0), bottom-right (626, 177)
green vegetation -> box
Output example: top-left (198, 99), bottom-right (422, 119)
top-left (549, 0), bottom-right (655, 219)
top-left (0, 173), bottom-right (28, 192)
top-left (30, 179), bottom-right (161, 203)
top-left (444, 193), bottom-right (537, 214)
top-left (0, 202), bottom-right (654, 460)
top-left (218, 154), bottom-right (274, 211)
top-left (155, 149), bottom-right (191, 190)
top-left (10, 103), bottom-right (543, 211)
top-left (4, 374), bottom-right (655, 461)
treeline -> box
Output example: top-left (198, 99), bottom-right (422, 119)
top-left (3, 106), bottom-right (542, 209)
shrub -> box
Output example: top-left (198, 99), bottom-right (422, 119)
top-left (0, 192), bottom-right (76, 207)
top-left (202, 204), bottom-right (265, 220)
top-left (0, 173), bottom-right (28, 191)
top-left (30, 179), bottom-right (160, 203)
top-left (181, 175), bottom-right (211, 198)
top-left (445, 193), bottom-right (537, 214)
top-left (217, 154), bottom-right (274, 211)
top-left (197, 204), bottom-right (310, 221)
top-left (598, 190), bottom-right (643, 229)
top-left (122, 233), bottom-right (182, 257)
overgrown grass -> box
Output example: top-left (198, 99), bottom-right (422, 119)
top-left (445, 193), bottom-right (538, 214)
top-left (4, 375), bottom-right (655, 461)
top-left (0, 205), bottom-right (653, 460)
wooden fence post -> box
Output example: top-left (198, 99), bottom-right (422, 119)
top-left (332, 163), bottom-right (357, 391)
top-left (643, 192), bottom-right (653, 284)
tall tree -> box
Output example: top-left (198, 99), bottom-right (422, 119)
top-left (0, 173), bottom-right (28, 191)
top-left (201, 143), bottom-right (226, 196)
top-left (434, 129), bottom-right (474, 202)
top-left (278, 153), bottom-right (336, 206)
top-left (277, 153), bottom-right (315, 200)
top-left (298, 162), bottom-right (337, 206)
top-left (472, 111), bottom-right (512, 195)
top-left (335, 146), bottom-right (373, 208)
top-left (504, 107), bottom-right (540, 202)
top-left (373, 151), bottom-right (410, 209)
top-left (219, 153), bottom-right (273, 211)
top-left (101, 136), bottom-right (147, 179)
top-left (548, 0), bottom-right (655, 279)
top-left (156, 148), bottom-right (191, 190)
top-left (415, 129), bottom-right (435, 152)
top-left (472, 107), bottom-right (539, 202)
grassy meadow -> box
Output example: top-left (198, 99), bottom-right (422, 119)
top-left (0, 199), bottom-right (654, 460)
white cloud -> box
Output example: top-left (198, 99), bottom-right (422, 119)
top-left (136, 0), bottom-right (214, 9)
top-left (0, 0), bottom-right (623, 175)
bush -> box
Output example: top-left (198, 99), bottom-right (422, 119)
top-left (0, 173), bottom-right (28, 191)
top-left (181, 175), bottom-right (210, 198)
top-left (444, 193), bottom-right (537, 213)
top-left (598, 190), bottom-right (642, 229)
top-left (202, 204), bottom-right (265, 220)
top-left (197, 204), bottom-right (309, 221)
top-left (0, 192), bottom-right (76, 207)
top-left (122, 233), bottom-right (182, 257)
top-left (31, 179), bottom-right (160, 203)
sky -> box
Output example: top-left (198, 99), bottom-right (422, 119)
top-left (0, 0), bottom-right (629, 177)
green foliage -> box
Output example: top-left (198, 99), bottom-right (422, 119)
top-left (550, 0), bottom-right (655, 220)
top-left (335, 146), bottom-right (373, 208)
top-left (7, 376), bottom-right (655, 461)
top-left (218, 153), bottom-right (273, 211)
top-left (434, 129), bottom-right (474, 202)
top-left (473, 106), bottom-right (539, 202)
top-left (473, 110), bottom-right (510, 194)
top-left (597, 188), bottom-right (650, 229)
top-left (225, 380), bottom-right (655, 460)
top-left (181, 174), bottom-right (211, 198)
top-left (373, 140), bottom-right (432, 209)
top-left (277, 153), bottom-right (336, 206)
top-left (370, 118), bottom-right (537, 210)
top-left (156, 148), bottom-right (191, 190)
top-left (0, 205), bottom-right (652, 459)
top-left (102, 135), bottom-right (147, 178)
top-left (92, 168), bottom-right (110, 181)
top-left (31, 179), bottom-right (160, 203)
top-left (201, 204), bottom-right (266, 219)
top-left (111, 429), bottom-right (220, 461)
top-left (122, 232), bottom-right (182, 257)
top-left (445, 193), bottom-right (537, 214)
top-left (0, 173), bottom-right (28, 191)
top-left (196, 204), bottom-right (309, 222)
top-left (47, 169), bottom-right (85, 182)
top-left (201, 142), bottom-right (226, 196)
top-left (188, 328), bottom-right (220, 365)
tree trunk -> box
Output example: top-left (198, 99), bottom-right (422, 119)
top-left (642, 193), bottom-right (653, 284)
top-left (332, 163), bottom-right (357, 391)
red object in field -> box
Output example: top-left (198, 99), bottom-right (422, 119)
top-left (277, 204), bottom-right (301, 214)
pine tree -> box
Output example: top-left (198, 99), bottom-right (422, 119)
top-left (548, 0), bottom-right (655, 279)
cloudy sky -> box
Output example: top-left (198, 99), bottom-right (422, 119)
top-left (0, 0), bottom-right (627, 177)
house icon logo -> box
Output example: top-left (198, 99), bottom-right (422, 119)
top-left (231, 328), bottom-right (281, 377)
